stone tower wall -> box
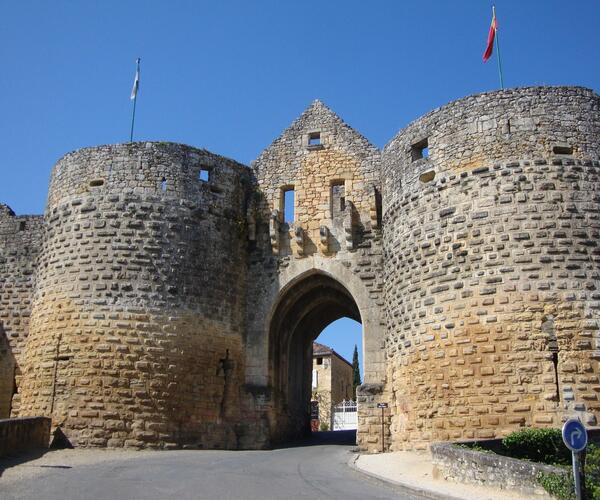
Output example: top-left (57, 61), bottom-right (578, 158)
top-left (0, 324), bottom-right (16, 417)
top-left (382, 86), bottom-right (600, 449)
top-left (17, 143), bottom-right (251, 448)
top-left (0, 204), bottom-right (43, 416)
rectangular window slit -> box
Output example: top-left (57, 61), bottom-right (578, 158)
top-left (308, 132), bottom-right (321, 146)
top-left (283, 187), bottom-right (295, 223)
top-left (553, 145), bottom-right (573, 155)
top-left (331, 182), bottom-right (346, 218)
top-left (199, 169), bottom-right (210, 182)
top-left (161, 178), bottom-right (167, 191)
top-left (411, 138), bottom-right (429, 161)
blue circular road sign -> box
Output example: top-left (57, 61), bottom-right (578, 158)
top-left (562, 419), bottom-right (588, 452)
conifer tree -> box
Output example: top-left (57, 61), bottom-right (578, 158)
top-left (352, 344), bottom-right (361, 400)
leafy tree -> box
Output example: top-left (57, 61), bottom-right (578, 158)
top-left (352, 344), bottom-right (361, 399)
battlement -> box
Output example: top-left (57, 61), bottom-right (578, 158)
top-left (48, 142), bottom-right (250, 210)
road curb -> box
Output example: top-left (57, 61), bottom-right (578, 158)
top-left (348, 453), bottom-right (463, 500)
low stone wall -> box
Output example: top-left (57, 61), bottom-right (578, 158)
top-left (0, 417), bottom-right (51, 457)
top-left (431, 442), bottom-right (568, 497)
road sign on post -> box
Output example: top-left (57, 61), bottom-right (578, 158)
top-left (562, 419), bottom-right (588, 500)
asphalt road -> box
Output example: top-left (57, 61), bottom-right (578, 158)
top-left (1, 431), bottom-right (412, 500)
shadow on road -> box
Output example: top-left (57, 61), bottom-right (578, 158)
top-left (0, 449), bottom-right (53, 478)
top-left (273, 430), bottom-right (357, 449)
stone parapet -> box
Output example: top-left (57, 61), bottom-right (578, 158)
top-left (0, 417), bottom-right (51, 457)
top-left (431, 442), bottom-right (566, 496)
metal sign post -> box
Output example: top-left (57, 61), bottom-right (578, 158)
top-left (377, 402), bottom-right (388, 453)
top-left (562, 418), bottom-right (588, 500)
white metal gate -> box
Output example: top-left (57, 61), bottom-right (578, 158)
top-left (332, 400), bottom-right (357, 430)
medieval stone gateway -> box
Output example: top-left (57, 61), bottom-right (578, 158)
top-left (1, 86), bottom-right (599, 451)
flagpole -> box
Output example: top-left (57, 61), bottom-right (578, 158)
top-left (493, 6), bottom-right (505, 89)
top-left (129, 93), bottom-right (138, 143)
top-left (129, 58), bottom-right (140, 143)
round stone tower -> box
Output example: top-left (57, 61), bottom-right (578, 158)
top-left (382, 86), bottom-right (600, 449)
top-left (18, 142), bottom-right (250, 448)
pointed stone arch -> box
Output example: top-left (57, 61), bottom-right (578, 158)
top-left (268, 271), bottom-right (360, 439)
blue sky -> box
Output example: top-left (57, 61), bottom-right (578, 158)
top-left (1, 0), bottom-right (598, 376)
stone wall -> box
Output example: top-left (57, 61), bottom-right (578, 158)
top-left (0, 204), bottom-right (43, 415)
top-left (0, 325), bottom-right (15, 417)
top-left (17, 143), bottom-right (252, 448)
top-left (431, 442), bottom-right (566, 496)
top-left (0, 417), bottom-right (51, 457)
top-left (330, 352), bottom-right (353, 405)
top-left (382, 86), bottom-right (600, 449)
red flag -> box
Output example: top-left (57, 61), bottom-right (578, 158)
top-left (483, 9), bottom-right (497, 62)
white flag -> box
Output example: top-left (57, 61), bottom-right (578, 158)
top-left (130, 58), bottom-right (140, 100)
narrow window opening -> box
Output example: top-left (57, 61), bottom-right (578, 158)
top-left (161, 178), bottom-right (167, 191)
top-left (19, 221), bottom-right (26, 231)
top-left (553, 145), bottom-right (573, 155)
top-left (419, 170), bottom-right (436, 184)
top-left (542, 315), bottom-right (560, 402)
top-left (316, 357), bottom-right (323, 365)
top-left (89, 179), bottom-right (104, 187)
top-left (411, 138), bottom-right (429, 161)
top-left (331, 182), bottom-right (346, 218)
top-left (199, 169), bottom-right (210, 182)
top-left (551, 352), bottom-right (560, 402)
top-left (10, 369), bottom-right (17, 415)
top-left (375, 187), bottom-right (383, 228)
top-left (283, 187), bottom-right (295, 223)
top-left (308, 132), bottom-right (321, 146)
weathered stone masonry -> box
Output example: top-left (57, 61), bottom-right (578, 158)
top-left (382, 86), bottom-right (600, 449)
top-left (18, 144), bottom-right (251, 448)
top-left (0, 205), bottom-right (43, 417)
top-left (1, 86), bottom-right (599, 452)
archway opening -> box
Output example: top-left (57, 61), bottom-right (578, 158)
top-left (268, 272), bottom-right (362, 443)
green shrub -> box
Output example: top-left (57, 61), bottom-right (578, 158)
top-left (319, 422), bottom-right (329, 431)
top-left (586, 445), bottom-right (600, 499)
top-left (501, 428), bottom-right (571, 465)
top-left (536, 444), bottom-right (600, 500)
top-left (537, 470), bottom-right (574, 500)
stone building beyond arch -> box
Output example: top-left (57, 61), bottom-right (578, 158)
top-left (1, 86), bottom-right (600, 451)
